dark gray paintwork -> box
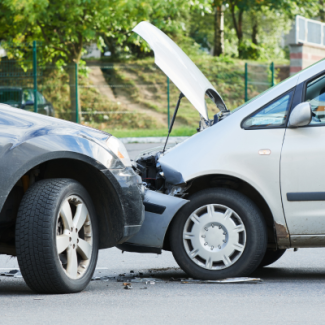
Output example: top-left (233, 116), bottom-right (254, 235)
top-left (0, 103), bottom-right (144, 249)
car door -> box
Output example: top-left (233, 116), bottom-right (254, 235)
top-left (281, 74), bottom-right (325, 236)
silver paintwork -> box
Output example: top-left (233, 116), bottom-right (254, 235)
top-left (56, 195), bottom-right (93, 280)
top-left (183, 204), bottom-right (246, 270)
top-left (288, 102), bottom-right (312, 127)
top-left (280, 124), bottom-right (325, 235)
top-left (125, 190), bottom-right (188, 248)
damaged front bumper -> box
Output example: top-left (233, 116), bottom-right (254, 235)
top-left (117, 189), bottom-right (188, 253)
top-left (102, 167), bottom-right (145, 244)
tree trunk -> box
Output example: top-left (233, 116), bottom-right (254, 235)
top-left (68, 64), bottom-right (80, 123)
top-left (252, 21), bottom-right (258, 45)
top-left (213, 4), bottom-right (224, 56)
top-left (230, 4), bottom-right (244, 56)
top-left (320, 0), bottom-right (325, 22)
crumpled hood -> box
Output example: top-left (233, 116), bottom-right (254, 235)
top-left (133, 21), bottom-right (227, 120)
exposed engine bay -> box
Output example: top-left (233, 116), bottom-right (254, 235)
top-left (133, 108), bottom-right (231, 198)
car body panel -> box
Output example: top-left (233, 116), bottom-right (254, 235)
top-left (280, 59), bottom-right (325, 236)
top-left (133, 21), bottom-right (227, 120)
top-left (281, 127), bottom-right (325, 235)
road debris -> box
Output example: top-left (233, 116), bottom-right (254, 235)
top-left (0, 269), bottom-right (23, 278)
top-left (131, 278), bottom-right (161, 284)
top-left (90, 271), bottom-right (262, 285)
top-left (123, 283), bottom-right (132, 289)
top-left (180, 277), bottom-right (262, 284)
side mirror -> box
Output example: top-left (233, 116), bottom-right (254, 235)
top-left (25, 100), bottom-right (34, 106)
top-left (288, 102), bottom-right (312, 127)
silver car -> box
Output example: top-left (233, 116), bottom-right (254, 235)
top-left (118, 22), bottom-right (325, 279)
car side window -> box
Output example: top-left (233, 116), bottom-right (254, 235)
top-left (23, 89), bottom-right (33, 103)
top-left (305, 74), bottom-right (325, 125)
top-left (37, 92), bottom-right (46, 104)
top-left (242, 91), bottom-right (293, 129)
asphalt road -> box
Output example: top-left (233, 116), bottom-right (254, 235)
top-left (1, 143), bottom-right (325, 324)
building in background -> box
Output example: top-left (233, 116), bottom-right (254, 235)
top-left (82, 43), bottom-right (101, 59)
top-left (287, 16), bottom-right (325, 75)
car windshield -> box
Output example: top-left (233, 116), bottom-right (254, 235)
top-left (0, 90), bottom-right (21, 105)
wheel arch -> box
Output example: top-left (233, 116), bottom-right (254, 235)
top-left (0, 152), bottom-right (125, 250)
top-left (163, 173), bottom-right (278, 250)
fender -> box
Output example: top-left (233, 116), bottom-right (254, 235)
top-left (0, 132), bottom-right (123, 212)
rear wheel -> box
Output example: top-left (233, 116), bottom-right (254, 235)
top-left (259, 249), bottom-right (286, 268)
top-left (16, 179), bottom-right (99, 294)
top-left (170, 188), bottom-right (267, 279)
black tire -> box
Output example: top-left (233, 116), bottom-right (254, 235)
top-left (258, 249), bottom-right (286, 268)
top-left (15, 179), bottom-right (99, 294)
top-left (169, 188), bottom-right (267, 280)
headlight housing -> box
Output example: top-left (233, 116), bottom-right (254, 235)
top-left (106, 136), bottom-right (131, 167)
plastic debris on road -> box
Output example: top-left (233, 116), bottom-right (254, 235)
top-left (180, 277), bottom-right (262, 284)
top-left (0, 269), bottom-right (23, 278)
top-left (90, 271), bottom-right (262, 285)
top-left (123, 282), bottom-right (132, 289)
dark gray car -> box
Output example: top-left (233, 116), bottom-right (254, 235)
top-left (0, 103), bottom-right (144, 294)
top-left (0, 87), bottom-right (55, 116)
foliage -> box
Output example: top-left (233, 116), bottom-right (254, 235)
top-left (189, 0), bottom-right (315, 60)
top-left (102, 0), bottom-right (209, 59)
top-left (2, 0), bottom-right (118, 65)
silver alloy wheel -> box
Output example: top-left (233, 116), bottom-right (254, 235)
top-left (56, 195), bottom-right (93, 279)
top-left (183, 204), bottom-right (246, 270)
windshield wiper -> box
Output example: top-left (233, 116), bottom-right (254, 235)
top-left (162, 92), bottom-right (184, 154)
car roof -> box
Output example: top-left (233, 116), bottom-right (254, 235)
top-left (0, 86), bottom-right (23, 90)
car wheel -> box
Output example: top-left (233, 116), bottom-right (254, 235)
top-left (169, 188), bottom-right (267, 280)
top-left (258, 249), bottom-right (286, 268)
top-left (16, 178), bottom-right (98, 294)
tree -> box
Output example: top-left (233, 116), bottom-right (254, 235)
top-left (4, 0), bottom-right (117, 121)
top-left (102, 0), bottom-right (207, 59)
top-left (320, 0), bottom-right (325, 22)
top-left (213, 0), bottom-right (225, 56)
top-left (228, 0), bottom-right (247, 56)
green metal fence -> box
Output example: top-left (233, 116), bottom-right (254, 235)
top-left (0, 41), bottom-right (278, 132)
top-left (244, 62), bottom-right (275, 102)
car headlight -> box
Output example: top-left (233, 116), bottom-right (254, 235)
top-left (106, 136), bottom-right (131, 167)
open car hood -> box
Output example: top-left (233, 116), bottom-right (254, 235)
top-left (133, 21), bottom-right (227, 120)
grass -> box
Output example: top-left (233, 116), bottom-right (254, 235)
top-left (105, 126), bottom-right (197, 138)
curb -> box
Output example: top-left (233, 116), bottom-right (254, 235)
top-left (120, 136), bottom-right (189, 144)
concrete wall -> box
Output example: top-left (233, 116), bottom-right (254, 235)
top-left (290, 43), bottom-right (325, 75)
